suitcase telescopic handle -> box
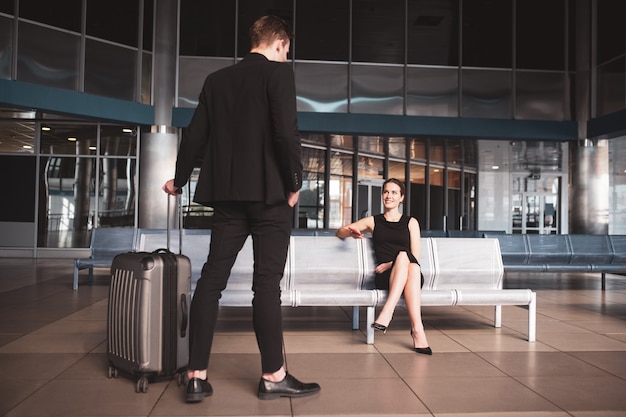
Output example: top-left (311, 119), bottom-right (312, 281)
top-left (166, 193), bottom-right (183, 254)
top-left (180, 293), bottom-right (189, 337)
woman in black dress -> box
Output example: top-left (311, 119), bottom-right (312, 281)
top-left (336, 178), bottom-right (431, 354)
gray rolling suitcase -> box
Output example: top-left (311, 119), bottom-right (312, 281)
top-left (107, 197), bottom-right (190, 393)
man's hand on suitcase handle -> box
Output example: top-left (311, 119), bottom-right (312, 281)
top-left (162, 179), bottom-right (182, 196)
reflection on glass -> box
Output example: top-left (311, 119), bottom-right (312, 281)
top-left (406, 67), bottom-right (458, 117)
top-left (410, 163), bottom-right (426, 184)
top-left (410, 138), bottom-right (427, 160)
top-left (178, 57), bottom-right (233, 107)
top-left (17, 22), bottom-right (80, 90)
top-left (358, 136), bottom-right (385, 154)
top-left (358, 156), bottom-right (384, 180)
top-left (351, 64), bottom-right (403, 115)
top-left (295, 61), bottom-right (349, 113)
top-left (430, 143), bottom-right (444, 163)
top-left (430, 167), bottom-right (444, 186)
top-left (330, 135), bottom-right (354, 150)
top-left (301, 133), bottom-right (326, 146)
top-left (461, 69), bottom-right (512, 119)
top-left (448, 169), bottom-right (460, 189)
top-left (0, 121), bottom-right (35, 153)
top-left (388, 137), bottom-right (405, 158)
top-left (388, 160), bottom-right (405, 182)
top-left (516, 71), bottom-right (566, 120)
top-left (329, 176), bottom-right (352, 229)
top-left (40, 124), bottom-right (98, 155)
top-left (85, 38), bottom-right (136, 101)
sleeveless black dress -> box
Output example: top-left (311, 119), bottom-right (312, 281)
top-left (372, 214), bottom-right (423, 290)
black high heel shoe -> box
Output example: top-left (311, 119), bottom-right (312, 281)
top-left (371, 322), bottom-right (387, 333)
top-left (410, 330), bottom-right (432, 355)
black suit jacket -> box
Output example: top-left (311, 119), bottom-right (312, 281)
top-left (174, 53), bottom-right (302, 206)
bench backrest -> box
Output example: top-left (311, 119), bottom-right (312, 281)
top-left (89, 228), bottom-right (136, 260)
top-left (430, 238), bottom-right (503, 290)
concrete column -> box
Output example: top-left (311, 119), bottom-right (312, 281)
top-left (138, 0), bottom-right (179, 228)
top-left (569, 140), bottom-right (609, 234)
top-left (568, 0), bottom-right (609, 234)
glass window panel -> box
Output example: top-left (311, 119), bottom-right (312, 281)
top-left (353, 0), bottom-right (405, 64)
top-left (597, 0), bottom-right (626, 64)
top-left (39, 155), bottom-right (96, 248)
top-left (180, 0), bottom-right (235, 57)
top-left (430, 167), bottom-right (444, 186)
top-left (358, 136), bottom-right (385, 154)
top-left (41, 124), bottom-right (98, 155)
top-left (329, 174), bottom-right (352, 228)
top-left (516, 0), bottom-right (564, 70)
top-left (388, 137), bottom-right (406, 158)
top-left (0, 121), bottom-right (35, 153)
top-left (407, 66), bottom-right (459, 117)
top-left (407, 0), bottom-right (459, 66)
top-left (358, 156), bottom-right (384, 180)
top-left (410, 138), bottom-right (427, 160)
top-left (330, 135), bottom-right (354, 150)
top-left (17, 23), bottom-right (80, 90)
top-left (596, 58), bottom-right (626, 117)
top-left (84, 39), bottom-right (137, 101)
top-left (330, 150), bottom-right (353, 176)
top-left (87, 0), bottom-right (139, 47)
top-left (143, 0), bottom-right (154, 51)
top-left (516, 71), bottom-right (566, 120)
top-left (20, 0), bottom-right (81, 32)
top-left (410, 162), bottom-right (426, 184)
top-left (447, 140), bottom-right (462, 167)
top-left (389, 160), bottom-right (406, 182)
top-left (99, 125), bottom-right (137, 157)
top-left (295, 61), bottom-right (348, 113)
top-left (461, 69), bottom-right (512, 118)
top-left (0, 16), bottom-right (12, 79)
top-left (300, 147), bottom-right (326, 229)
top-left (448, 169), bottom-right (461, 188)
top-left (178, 57), bottom-right (233, 107)
top-left (237, 0), bottom-right (293, 58)
top-left (0, 0), bottom-right (14, 14)
top-left (430, 142), bottom-right (444, 163)
top-left (301, 133), bottom-right (327, 146)
top-left (462, 0), bottom-right (512, 68)
top-left (351, 64), bottom-right (404, 115)
top-left (141, 51), bottom-right (152, 105)
top-left (295, 0), bottom-right (349, 61)
top-left (98, 157), bottom-right (136, 227)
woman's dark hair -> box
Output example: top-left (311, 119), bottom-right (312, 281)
top-left (249, 15), bottom-right (294, 48)
top-left (383, 178), bottom-right (405, 196)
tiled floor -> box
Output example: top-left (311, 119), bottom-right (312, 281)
top-left (1, 258), bottom-right (625, 417)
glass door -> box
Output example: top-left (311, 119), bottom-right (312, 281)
top-left (512, 175), bottom-right (560, 234)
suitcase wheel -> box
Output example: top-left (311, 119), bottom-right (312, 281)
top-left (136, 377), bottom-right (149, 393)
top-left (176, 372), bottom-right (186, 387)
top-left (107, 366), bottom-right (119, 379)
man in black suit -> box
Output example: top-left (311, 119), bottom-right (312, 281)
top-left (163, 15), bottom-right (320, 402)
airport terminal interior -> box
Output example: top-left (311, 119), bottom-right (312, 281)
top-left (1, 0), bottom-right (625, 416)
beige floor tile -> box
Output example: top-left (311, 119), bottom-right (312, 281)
top-left (538, 332), bottom-right (626, 351)
top-left (477, 351), bottom-right (610, 377)
top-left (386, 352), bottom-right (506, 378)
top-left (568, 351), bottom-right (626, 379)
top-left (516, 375), bottom-right (626, 412)
top-left (406, 376), bottom-right (561, 414)
top-left (446, 333), bottom-right (556, 352)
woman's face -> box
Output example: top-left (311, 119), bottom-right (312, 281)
top-left (382, 182), bottom-right (404, 209)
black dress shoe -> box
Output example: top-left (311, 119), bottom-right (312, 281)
top-left (414, 346), bottom-right (433, 355)
top-left (186, 378), bottom-right (213, 403)
top-left (258, 373), bottom-right (320, 400)
top-left (371, 322), bottom-right (387, 333)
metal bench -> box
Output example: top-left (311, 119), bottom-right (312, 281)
top-left (73, 228), bottom-right (137, 290)
top-left (138, 230), bottom-right (537, 344)
top-left (483, 233), bottom-right (626, 289)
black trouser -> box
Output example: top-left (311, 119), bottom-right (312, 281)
top-left (188, 201), bottom-right (292, 374)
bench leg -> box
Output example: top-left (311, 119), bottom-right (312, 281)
top-left (73, 261), bottom-right (80, 291)
top-left (494, 305), bottom-right (502, 328)
top-left (352, 306), bottom-right (360, 330)
top-left (87, 267), bottom-right (94, 286)
top-left (528, 292), bottom-right (537, 342)
top-left (366, 306), bottom-right (375, 344)
top-left (602, 272), bottom-right (606, 290)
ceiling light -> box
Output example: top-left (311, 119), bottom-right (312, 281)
top-left (492, 165), bottom-right (499, 170)
top-left (67, 137), bottom-right (77, 141)
top-left (23, 145), bottom-right (32, 149)
top-left (122, 128), bottom-right (133, 133)
top-left (89, 146), bottom-right (96, 151)
top-left (41, 126), bottom-right (51, 131)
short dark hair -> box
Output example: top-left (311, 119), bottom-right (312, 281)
top-left (249, 15), bottom-right (294, 48)
top-left (383, 178), bottom-right (405, 196)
